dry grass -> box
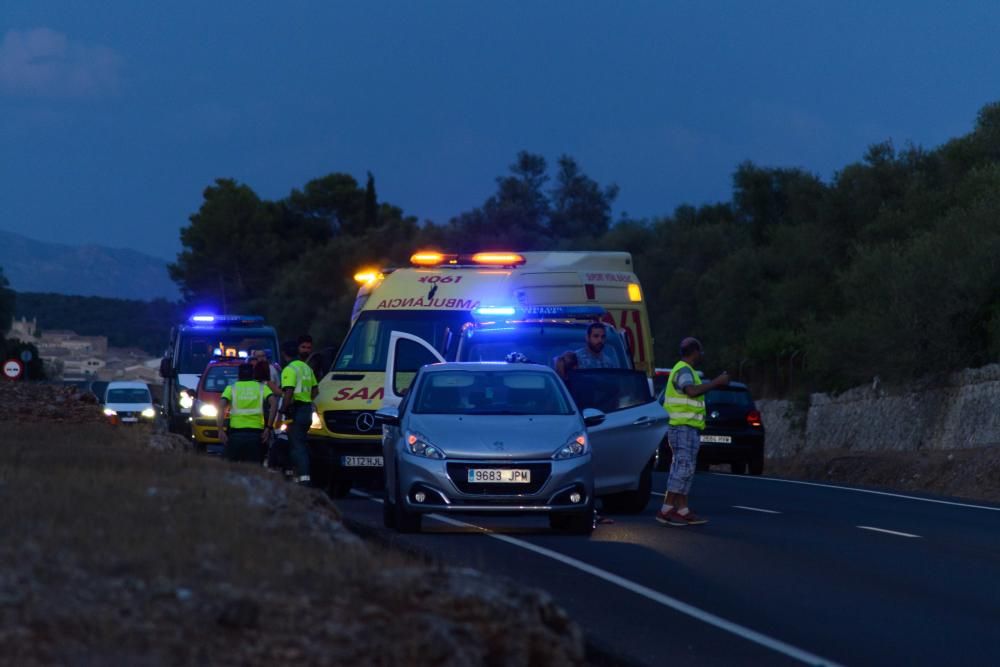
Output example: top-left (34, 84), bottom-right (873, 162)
top-left (0, 423), bottom-right (584, 666)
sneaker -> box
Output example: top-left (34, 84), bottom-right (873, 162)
top-left (676, 509), bottom-right (708, 526)
top-left (655, 509), bottom-right (688, 526)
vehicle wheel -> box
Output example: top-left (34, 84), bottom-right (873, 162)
top-left (549, 502), bottom-right (594, 535)
top-left (603, 460), bottom-right (653, 514)
top-left (328, 480), bottom-right (353, 499)
top-left (749, 453), bottom-right (764, 476)
top-left (730, 461), bottom-right (748, 475)
top-left (382, 495), bottom-right (396, 529)
top-left (654, 441), bottom-right (672, 472)
top-left (393, 478), bottom-right (422, 533)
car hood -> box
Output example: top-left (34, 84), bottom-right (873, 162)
top-left (404, 413), bottom-right (583, 460)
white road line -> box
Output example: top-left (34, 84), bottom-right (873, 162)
top-left (353, 491), bottom-right (840, 667)
top-left (733, 505), bottom-right (782, 514)
top-left (857, 525), bottom-right (921, 539)
top-left (703, 475), bottom-right (1000, 512)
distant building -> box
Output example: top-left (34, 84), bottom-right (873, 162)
top-left (6, 316), bottom-right (160, 384)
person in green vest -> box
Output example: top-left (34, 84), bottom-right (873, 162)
top-left (281, 337), bottom-right (319, 485)
top-left (655, 337), bottom-right (729, 527)
top-left (217, 363), bottom-right (278, 463)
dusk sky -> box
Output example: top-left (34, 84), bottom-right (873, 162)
top-left (2, 1), bottom-right (999, 260)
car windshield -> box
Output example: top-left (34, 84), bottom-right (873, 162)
top-left (459, 324), bottom-right (629, 369)
top-left (566, 368), bottom-right (653, 413)
top-left (178, 331), bottom-right (278, 374)
top-left (334, 310), bottom-right (472, 372)
top-left (707, 387), bottom-right (753, 408)
top-left (202, 365), bottom-right (240, 393)
top-left (412, 369), bottom-right (574, 415)
top-left (105, 388), bottom-right (151, 404)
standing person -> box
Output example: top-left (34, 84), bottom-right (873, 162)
top-left (655, 337), bottom-right (729, 527)
top-left (217, 363), bottom-right (277, 463)
top-left (252, 349), bottom-right (281, 395)
top-left (281, 338), bottom-right (319, 485)
top-left (556, 322), bottom-right (617, 379)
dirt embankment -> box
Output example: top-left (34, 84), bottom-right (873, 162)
top-left (0, 392), bottom-right (585, 665)
top-left (0, 382), bottom-right (104, 423)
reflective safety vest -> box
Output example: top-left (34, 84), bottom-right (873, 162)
top-left (226, 380), bottom-right (267, 429)
top-left (282, 360), bottom-right (316, 403)
top-left (662, 360), bottom-right (705, 430)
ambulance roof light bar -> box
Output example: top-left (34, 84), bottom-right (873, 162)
top-left (188, 314), bottom-right (265, 326)
top-left (409, 250), bottom-right (526, 267)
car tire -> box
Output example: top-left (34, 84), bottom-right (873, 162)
top-left (654, 441), bottom-right (672, 472)
top-left (730, 461), bottom-right (748, 475)
top-left (393, 477), bottom-right (422, 533)
top-left (603, 460), bottom-right (653, 515)
top-left (382, 494), bottom-right (397, 529)
top-left (328, 480), bottom-right (353, 499)
top-left (549, 502), bottom-right (594, 535)
top-left (749, 453), bottom-right (764, 476)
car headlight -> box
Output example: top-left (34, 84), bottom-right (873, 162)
top-left (179, 391), bottom-right (194, 410)
top-left (553, 432), bottom-right (589, 459)
top-left (405, 431), bottom-right (445, 459)
top-left (141, 407), bottom-right (156, 419)
top-left (103, 407), bottom-right (117, 417)
top-left (198, 403), bottom-right (218, 418)
top-left (310, 410), bottom-right (321, 430)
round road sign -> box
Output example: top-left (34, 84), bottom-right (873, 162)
top-left (20, 350), bottom-right (33, 363)
top-left (3, 359), bottom-right (24, 381)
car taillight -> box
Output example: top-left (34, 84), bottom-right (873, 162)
top-left (746, 410), bottom-right (762, 427)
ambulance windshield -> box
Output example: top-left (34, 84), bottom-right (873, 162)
top-left (334, 311), bottom-right (472, 372)
top-left (178, 331), bottom-right (278, 374)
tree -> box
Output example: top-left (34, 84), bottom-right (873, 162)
top-left (549, 156), bottom-right (619, 240)
top-left (0, 266), bottom-right (13, 337)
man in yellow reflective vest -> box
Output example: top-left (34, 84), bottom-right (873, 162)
top-left (281, 338), bottom-right (319, 485)
top-left (217, 363), bottom-right (278, 463)
top-left (655, 337), bottom-right (729, 527)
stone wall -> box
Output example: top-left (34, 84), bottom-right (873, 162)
top-left (758, 363), bottom-right (1000, 458)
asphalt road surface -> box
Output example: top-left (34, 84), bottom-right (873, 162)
top-left (340, 471), bottom-right (1000, 666)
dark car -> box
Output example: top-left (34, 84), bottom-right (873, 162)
top-left (654, 381), bottom-right (765, 475)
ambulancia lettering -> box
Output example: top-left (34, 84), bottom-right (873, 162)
top-left (375, 297), bottom-right (481, 309)
top-left (334, 387), bottom-right (385, 401)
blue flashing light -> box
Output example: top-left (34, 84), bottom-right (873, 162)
top-left (190, 314), bottom-right (215, 323)
top-left (520, 306), bottom-right (606, 319)
top-left (475, 307), bottom-right (516, 317)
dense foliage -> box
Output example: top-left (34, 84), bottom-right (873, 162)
top-left (12, 293), bottom-right (184, 356)
top-left (164, 103), bottom-right (1000, 396)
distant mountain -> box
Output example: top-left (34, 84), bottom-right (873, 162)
top-left (0, 229), bottom-right (179, 300)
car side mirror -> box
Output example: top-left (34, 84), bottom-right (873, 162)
top-left (582, 408), bottom-right (606, 428)
top-left (159, 358), bottom-right (175, 379)
top-left (374, 406), bottom-right (400, 427)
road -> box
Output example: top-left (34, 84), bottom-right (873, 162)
top-left (338, 471), bottom-right (1000, 666)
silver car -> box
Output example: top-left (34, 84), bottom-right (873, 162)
top-left (376, 362), bottom-right (603, 534)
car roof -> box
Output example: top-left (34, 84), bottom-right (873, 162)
top-left (423, 361), bottom-right (556, 373)
top-left (106, 381), bottom-right (149, 390)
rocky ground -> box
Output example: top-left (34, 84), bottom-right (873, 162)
top-left (765, 445), bottom-right (1000, 503)
top-left (0, 382), bottom-right (104, 423)
top-left (0, 413), bottom-right (585, 666)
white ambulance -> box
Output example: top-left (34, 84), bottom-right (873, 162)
top-left (309, 250), bottom-right (655, 497)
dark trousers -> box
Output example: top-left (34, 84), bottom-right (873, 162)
top-left (289, 402), bottom-right (312, 480)
top-left (225, 429), bottom-right (264, 463)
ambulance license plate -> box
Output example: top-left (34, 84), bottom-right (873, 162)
top-left (700, 435), bottom-right (732, 444)
top-left (467, 469), bottom-right (531, 483)
top-left (341, 456), bottom-right (383, 467)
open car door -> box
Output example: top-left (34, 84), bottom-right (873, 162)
top-left (383, 331), bottom-right (446, 408)
top-left (566, 368), bottom-right (667, 496)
